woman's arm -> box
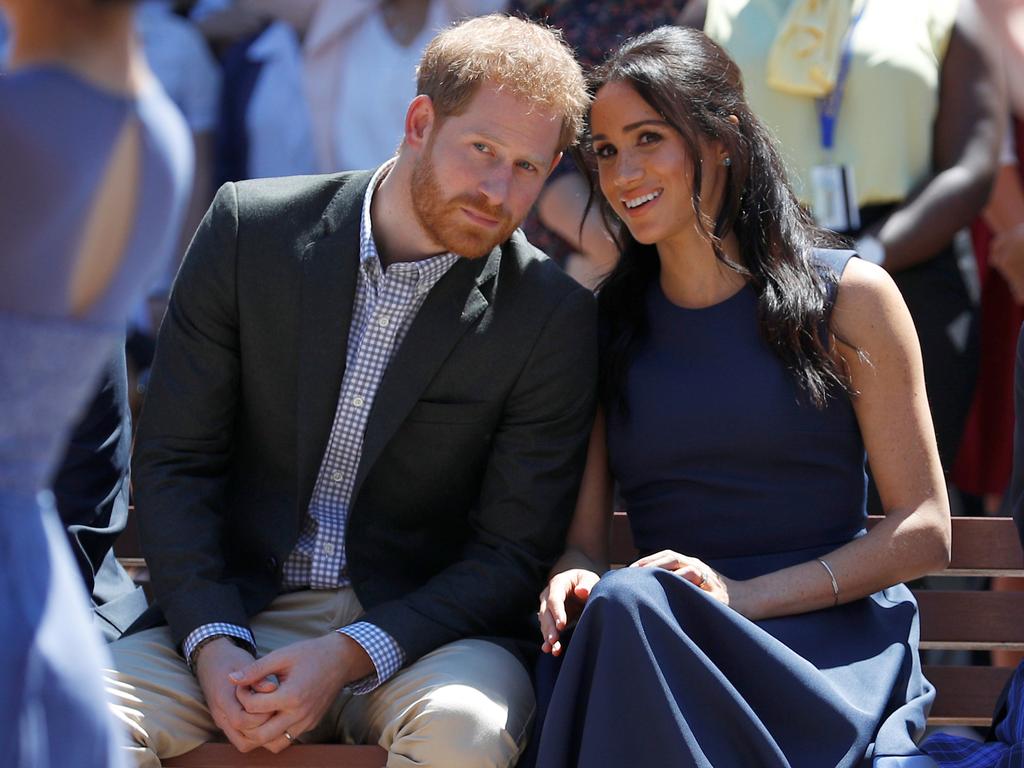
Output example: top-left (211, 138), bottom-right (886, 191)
top-left (721, 259), bottom-right (951, 620)
top-left (676, 0), bottom-right (707, 30)
top-left (985, 162), bottom-right (1024, 235)
top-left (876, 0), bottom-right (1002, 272)
top-left (538, 409), bottom-right (615, 653)
top-left (984, 146), bottom-right (1024, 302)
top-left (537, 174), bottom-right (620, 289)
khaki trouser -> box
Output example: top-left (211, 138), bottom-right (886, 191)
top-left (104, 588), bottom-right (534, 768)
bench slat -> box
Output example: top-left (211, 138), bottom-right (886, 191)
top-left (869, 517), bottom-right (1022, 575)
top-left (918, 591), bottom-right (1024, 649)
top-left (163, 744), bottom-right (387, 767)
top-left (925, 665), bottom-right (1013, 726)
top-left (609, 511), bottom-right (636, 565)
top-left (945, 517), bottom-right (1023, 573)
top-left (611, 514), bottom-right (1024, 577)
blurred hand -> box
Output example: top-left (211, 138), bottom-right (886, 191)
top-left (538, 568), bottom-right (601, 656)
top-left (991, 223), bottom-right (1024, 304)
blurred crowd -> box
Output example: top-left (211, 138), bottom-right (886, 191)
top-left (3, 0), bottom-right (1023, 636)
top-left (6, 1), bottom-right (1024, 764)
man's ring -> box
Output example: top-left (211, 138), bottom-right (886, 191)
top-left (697, 569), bottom-right (708, 587)
top-left (284, 731), bottom-right (294, 742)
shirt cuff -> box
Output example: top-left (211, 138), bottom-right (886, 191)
top-left (336, 622), bottom-right (405, 694)
top-left (182, 623), bottom-right (256, 670)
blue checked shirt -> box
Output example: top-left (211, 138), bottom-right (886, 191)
top-left (184, 160), bottom-right (459, 692)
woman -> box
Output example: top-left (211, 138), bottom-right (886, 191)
top-left (0, 0), bottom-right (191, 764)
top-left (510, 0), bottom-right (702, 288)
top-left (701, 0), bottom-right (1001, 477)
top-left (534, 27), bottom-right (950, 767)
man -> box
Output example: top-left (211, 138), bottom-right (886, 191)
top-left (107, 14), bottom-right (595, 767)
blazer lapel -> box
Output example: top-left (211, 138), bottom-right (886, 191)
top-left (352, 245), bottom-right (502, 500)
top-left (295, 172), bottom-right (373, 516)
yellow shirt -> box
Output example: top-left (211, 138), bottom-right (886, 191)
top-left (705, 0), bottom-right (959, 207)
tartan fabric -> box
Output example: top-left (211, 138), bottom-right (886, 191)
top-left (921, 661), bottom-right (1024, 768)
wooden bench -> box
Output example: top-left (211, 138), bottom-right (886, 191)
top-left (114, 512), bottom-right (1021, 765)
top-left (610, 512), bottom-right (1024, 727)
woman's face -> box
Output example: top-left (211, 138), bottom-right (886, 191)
top-left (589, 80), bottom-right (725, 248)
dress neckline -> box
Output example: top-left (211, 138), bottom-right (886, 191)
top-left (653, 279), bottom-right (754, 314)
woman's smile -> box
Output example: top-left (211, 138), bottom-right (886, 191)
top-left (621, 188), bottom-right (663, 214)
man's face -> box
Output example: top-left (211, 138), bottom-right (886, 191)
top-left (409, 83), bottom-right (563, 259)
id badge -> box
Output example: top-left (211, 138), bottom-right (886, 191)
top-left (810, 164), bottom-right (860, 232)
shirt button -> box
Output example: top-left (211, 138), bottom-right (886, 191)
top-left (322, 542), bottom-right (336, 556)
top-left (378, 315), bottom-right (390, 328)
top-left (351, 395), bottom-right (365, 408)
top-left (331, 470), bottom-right (343, 483)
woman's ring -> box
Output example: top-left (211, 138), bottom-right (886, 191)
top-left (284, 730), bottom-right (294, 742)
top-left (697, 569), bottom-right (708, 587)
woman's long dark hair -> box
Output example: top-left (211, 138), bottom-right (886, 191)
top-left (583, 27), bottom-right (852, 411)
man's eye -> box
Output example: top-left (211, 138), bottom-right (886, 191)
top-left (516, 161), bottom-right (537, 172)
top-left (473, 142), bottom-right (489, 153)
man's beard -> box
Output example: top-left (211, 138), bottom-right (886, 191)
top-left (410, 152), bottom-right (519, 259)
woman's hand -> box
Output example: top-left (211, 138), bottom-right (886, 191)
top-left (538, 569), bottom-right (601, 656)
top-left (991, 223), bottom-right (1024, 304)
top-left (630, 550), bottom-right (733, 607)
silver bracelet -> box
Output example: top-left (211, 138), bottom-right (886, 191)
top-left (817, 558), bottom-right (840, 606)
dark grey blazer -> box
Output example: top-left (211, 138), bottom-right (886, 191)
top-left (128, 171), bottom-right (598, 664)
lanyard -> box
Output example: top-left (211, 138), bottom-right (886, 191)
top-left (816, 0), bottom-right (868, 152)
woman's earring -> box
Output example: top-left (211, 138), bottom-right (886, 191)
top-left (723, 156), bottom-right (732, 167)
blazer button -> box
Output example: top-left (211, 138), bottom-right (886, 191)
top-left (266, 556), bottom-right (278, 572)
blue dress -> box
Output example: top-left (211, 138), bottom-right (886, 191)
top-left (0, 67), bottom-right (191, 767)
top-left (535, 252), bottom-right (934, 767)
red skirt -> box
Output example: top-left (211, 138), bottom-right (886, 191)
top-left (953, 120), bottom-right (1024, 495)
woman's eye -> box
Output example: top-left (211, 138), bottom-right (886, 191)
top-left (638, 132), bottom-right (662, 145)
top-left (593, 144), bottom-right (615, 159)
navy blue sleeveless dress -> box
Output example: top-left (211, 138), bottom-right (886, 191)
top-left (534, 252), bottom-right (935, 768)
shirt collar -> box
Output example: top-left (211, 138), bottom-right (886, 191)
top-left (359, 158), bottom-right (460, 295)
